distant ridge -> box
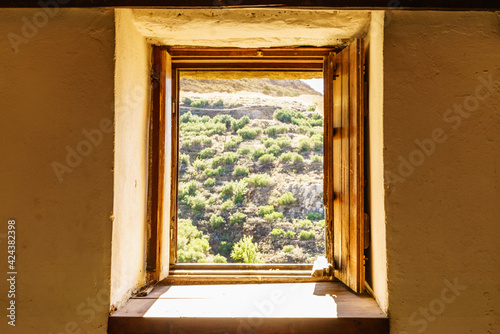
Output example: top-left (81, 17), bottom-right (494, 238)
top-left (180, 78), bottom-right (322, 97)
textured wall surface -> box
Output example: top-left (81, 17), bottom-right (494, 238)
top-left (0, 8), bottom-right (115, 334)
top-left (383, 11), bottom-right (500, 333)
top-left (111, 8), bottom-right (151, 311)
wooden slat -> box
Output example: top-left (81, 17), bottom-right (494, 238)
top-left (167, 48), bottom-right (336, 58)
top-left (169, 67), bottom-right (179, 265)
top-left (173, 62), bottom-right (323, 70)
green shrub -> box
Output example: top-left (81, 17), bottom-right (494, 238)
top-left (299, 230), bottom-right (315, 240)
top-left (229, 212), bottom-right (246, 224)
top-left (277, 191), bottom-right (297, 206)
top-left (274, 109), bottom-right (293, 123)
top-left (285, 231), bottom-right (296, 238)
top-left (265, 125), bottom-right (288, 137)
top-left (279, 152), bottom-right (304, 164)
top-left (270, 228), bottom-right (285, 237)
top-left (258, 205), bottom-right (275, 216)
top-left (206, 123), bottom-right (226, 136)
top-left (198, 147), bottom-right (216, 159)
top-left (275, 136), bottom-right (291, 148)
top-left (221, 200), bottom-right (234, 212)
top-left (266, 144), bottom-right (281, 156)
top-left (210, 215), bottom-right (225, 228)
top-left (237, 126), bottom-right (262, 140)
top-left (216, 241), bottom-right (233, 258)
top-left (231, 236), bottom-right (261, 263)
top-left (264, 211), bottom-right (284, 221)
top-left (191, 99), bottom-right (210, 108)
top-left (233, 180), bottom-right (248, 203)
top-left (191, 135), bottom-right (212, 146)
top-left (231, 116), bottom-right (250, 132)
top-left (316, 220), bottom-right (325, 228)
top-left (261, 137), bottom-right (276, 148)
top-left (306, 212), bottom-right (323, 221)
top-left (295, 219), bottom-right (313, 228)
top-left (204, 178), bottom-right (216, 188)
top-left (283, 245), bottom-right (294, 253)
top-left (252, 148), bottom-right (266, 160)
top-left (182, 97), bottom-right (192, 106)
top-left (213, 99), bottom-right (224, 108)
top-left (258, 153), bottom-right (275, 164)
top-left (311, 154), bottom-right (322, 162)
top-left (233, 165), bottom-right (249, 177)
top-left (189, 195), bottom-right (206, 212)
top-left (177, 219), bottom-right (210, 263)
top-left (220, 182), bottom-right (234, 198)
top-left (224, 136), bottom-right (242, 150)
top-left (179, 153), bottom-right (190, 165)
top-left (237, 147), bottom-right (251, 155)
top-left (213, 254), bottom-right (227, 263)
top-left (297, 138), bottom-right (311, 152)
top-left (292, 153), bottom-right (304, 164)
top-left (203, 166), bottom-right (226, 177)
top-left (245, 174), bottom-right (271, 187)
top-left (307, 105), bottom-right (317, 111)
top-left (180, 111), bottom-right (194, 123)
top-left (214, 114), bottom-right (235, 129)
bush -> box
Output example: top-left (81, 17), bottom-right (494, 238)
top-left (233, 165), bottom-right (249, 177)
top-left (285, 231), bottom-right (296, 238)
top-left (264, 211), bottom-right (284, 221)
top-left (299, 230), bottom-right (316, 240)
top-left (237, 126), bottom-right (262, 140)
top-left (295, 219), bottom-right (313, 228)
top-left (204, 178), bottom-right (216, 188)
top-left (182, 97), bottom-right (192, 106)
top-left (221, 200), bottom-right (234, 212)
top-left (220, 182), bottom-right (234, 198)
top-left (252, 148), bottom-right (266, 160)
top-left (297, 138), bottom-right (311, 152)
top-left (191, 135), bottom-right (212, 146)
top-left (213, 99), bottom-right (224, 108)
top-left (210, 215), bottom-right (225, 228)
top-left (198, 147), bottom-right (216, 159)
top-left (261, 137), bottom-right (276, 148)
top-left (203, 166), bottom-right (226, 177)
top-left (179, 153), bottom-right (190, 165)
top-left (275, 136), bottom-right (291, 148)
top-left (266, 144), bottom-right (281, 156)
top-left (245, 174), bottom-right (272, 187)
top-left (270, 228), bottom-right (285, 238)
top-left (277, 191), bottom-right (297, 206)
top-left (177, 219), bottom-right (210, 263)
top-left (233, 180), bottom-right (248, 203)
top-left (231, 116), bottom-right (250, 132)
top-left (216, 241), bottom-right (233, 258)
top-left (283, 245), bottom-right (294, 253)
top-left (231, 236), bottom-right (261, 263)
top-left (212, 152), bottom-right (238, 168)
top-left (189, 195), bottom-right (206, 212)
top-left (311, 154), bottom-right (322, 162)
top-left (191, 99), bottom-right (210, 108)
top-left (180, 111), bottom-right (194, 123)
top-left (274, 109), bottom-right (293, 123)
top-left (224, 136), bottom-right (242, 150)
top-left (307, 105), bottom-right (316, 111)
top-left (306, 212), bottom-right (323, 221)
top-left (258, 205), bottom-right (275, 216)
top-left (316, 220), bottom-right (325, 228)
top-left (214, 114), bottom-right (235, 129)
top-left (265, 125), bottom-right (288, 137)
top-left (237, 147), bottom-right (251, 155)
top-left (213, 254), bottom-right (227, 263)
top-left (229, 212), bottom-right (246, 224)
top-left (258, 153), bottom-right (275, 164)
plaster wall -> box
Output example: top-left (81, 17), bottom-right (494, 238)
top-left (111, 8), bottom-right (151, 310)
top-left (0, 8), bottom-right (115, 334)
top-left (383, 11), bottom-right (500, 333)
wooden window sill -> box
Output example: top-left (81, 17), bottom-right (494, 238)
top-left (108, 282), bottom-right (388, 334)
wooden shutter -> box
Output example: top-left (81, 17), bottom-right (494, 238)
top-left (148, 46), bottom-right (172, 281)
top-left (329, 39), bottom-right (366, 293)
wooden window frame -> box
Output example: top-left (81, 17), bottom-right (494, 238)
top-left (147, 44), bottom-right (367, 292)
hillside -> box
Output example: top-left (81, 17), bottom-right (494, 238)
top-left (177, 79), bottom-right (325, 264)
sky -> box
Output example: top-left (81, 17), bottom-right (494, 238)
top-left (301, 78), bottom-right (324, 95)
